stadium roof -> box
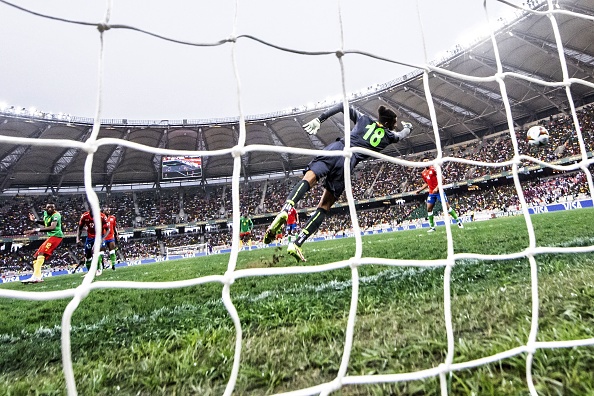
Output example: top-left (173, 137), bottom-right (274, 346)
top-left (1, 0), bottom-right (593, 193)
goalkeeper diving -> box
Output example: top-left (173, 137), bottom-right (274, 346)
top-left (263, 103), bottom-right (413, 262)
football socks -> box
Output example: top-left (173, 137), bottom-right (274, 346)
top-left (449, 208), bottom-right (459, 221)
top-left (282, 180), bottom-right (310, 212)
top-left (295, 208), bottom-right (328, 247)
top-left (33, 255), bottom-right (45, 279)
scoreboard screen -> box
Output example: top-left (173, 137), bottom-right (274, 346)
top-left (161, 156), bottom-right (202, 180)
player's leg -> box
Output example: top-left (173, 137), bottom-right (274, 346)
top-left (74, 260), bottom-right (84, 272)
top-left (289, 157), bottom-right (345, 260)
top-left (23, 247), bottom-right (46, 283)
top-left (282, 171), bottom-right (317, 212)
top-left (264, 213), bottom-right (288, 244)
top-left (289, 189), bottom-right (336, 262)
top-left (444, 199), bottom-right (463, 228)
top-left (84, 238), bottom-right (104, 274)
top-left (265, 170), bottom-right (320, 244)
top-left (107, 241), bottom-right (117, 270)
top-left (84, 239), bottom-right (93, 271)
top-left (286, 223), bottom-right (295, 243)
top-left (32, 250), bottom-right (45, 280)
top-left (93, 240), bottom-right (108, 275)
top-left (23, 237), bottom-right (62, 283)
top-left (427, 198), bottom-right (436, 232)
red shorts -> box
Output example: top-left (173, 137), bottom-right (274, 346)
top-left (240, 231), bottom-right (251, 238)
top-left (34, 236), bottom-right (63, 258)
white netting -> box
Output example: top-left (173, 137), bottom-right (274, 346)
top-left (1, 0), bottom-right (594, 395)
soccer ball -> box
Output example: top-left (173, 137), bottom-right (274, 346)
top-left (526, 125), bottom-right (549, 146)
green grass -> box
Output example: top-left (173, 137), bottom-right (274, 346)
top-left (1, 209), bottom-right (594, 395)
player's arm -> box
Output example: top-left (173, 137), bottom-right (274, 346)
top-left (76, 216), bottom-right (85, 245)
top-left (414, 182), bottom-right (429, 194)
top-left (113, 221), bottom-right (119, 243)
top-left (391, 121), bottom-right (413, 141)
top-left (102, 218), bottom-right (111, 240)
top-left (28, 212), bottom-right (44, 225)
top-left (45, 219), bottom-right (58, 232)
top-left (302, 103), bottom-right (359, 135)
top-left (25, 219), bottom-right (57, 236)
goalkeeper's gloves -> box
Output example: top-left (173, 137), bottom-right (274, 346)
top-left (394, 121), bottom-right (413, 139)
top-left (302, 118), bottom-right (321, 135)
top-left (401, 121), bottom-right (413, 131)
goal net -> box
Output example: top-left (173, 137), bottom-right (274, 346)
top-left (0, 0), bottom-right (593, 395)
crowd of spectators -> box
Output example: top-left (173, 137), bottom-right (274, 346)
top-left (1, 105), bottom-right (593, 275)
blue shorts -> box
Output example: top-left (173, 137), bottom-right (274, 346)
top-left (286, 223), bottom-right (298, 232)
top-left (427, 192), bottom-right (448, 205)
top-left (85, 238), bottom-right (106, 256)
top-left (104, 238), bottom-right (115, 245)
top-left (85, 238), bottom-right (97, 255)
top-left (305, 140), bottom-right (357, 199)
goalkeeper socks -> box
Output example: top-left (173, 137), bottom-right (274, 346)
top-left (33, 255), bottom-right (45, 279)
top-left (295, 208), bottom-right (328, 247)
top-left (428, 211), bottom-right (435, 228)
top-left (448, 208), bottom-right (459, 221)
top-left (85, 259), bottom-right (92, 271)
top-left (109, 250), bottom-right (116, 267)
top-left (282, 180), bottom-right (310, 212)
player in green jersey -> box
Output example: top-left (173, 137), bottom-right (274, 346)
top-left (22, 202), bottom-right (64, 284)
top-left (239, 213), bottom-right (254, 248)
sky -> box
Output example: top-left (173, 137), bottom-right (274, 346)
top-left (0, 0), bottom-right (522, 121)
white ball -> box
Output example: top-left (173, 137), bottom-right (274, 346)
top-left (526, 125), bottom-right (549, 146)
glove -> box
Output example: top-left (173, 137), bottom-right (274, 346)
top-left (394, 121), bottom-right (413, 139)
top-left (303, 118), bottom-right (321, 135)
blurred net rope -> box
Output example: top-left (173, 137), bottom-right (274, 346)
top-left (0, 0), bottom-right (593, 395)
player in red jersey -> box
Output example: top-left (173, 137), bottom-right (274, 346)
top-left (414, 159), bottom-right (463, 232)
top-left (103, 207), bottom-right (119, 270)
top-left (285, 207), bottom-right (299, 243)
top-left (76, 209), bottom-right (110, 276)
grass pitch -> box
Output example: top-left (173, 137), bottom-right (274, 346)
top-left (1, 209), bottom-right (594, 395)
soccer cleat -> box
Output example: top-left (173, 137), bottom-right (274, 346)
top-left (427, 227), bottom-right (436, 233)
top-left (111, 265), bottom-right (116, 271)
top-left (458, 222), bottom-right (464, 229)
top-left (96, 269), bottom-right (103, 276)
top-left (287, 243), bottom-right (307, 262)
top-left (263, 211), bottom-right (288, 244)
top-left (21, 276), bottom-right (43, 284)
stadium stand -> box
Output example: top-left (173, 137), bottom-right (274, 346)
top-left (1, 99), bottom-right (593, 275)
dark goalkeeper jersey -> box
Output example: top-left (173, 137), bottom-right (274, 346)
top-left (318, 103), bottom-right (401, 164)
